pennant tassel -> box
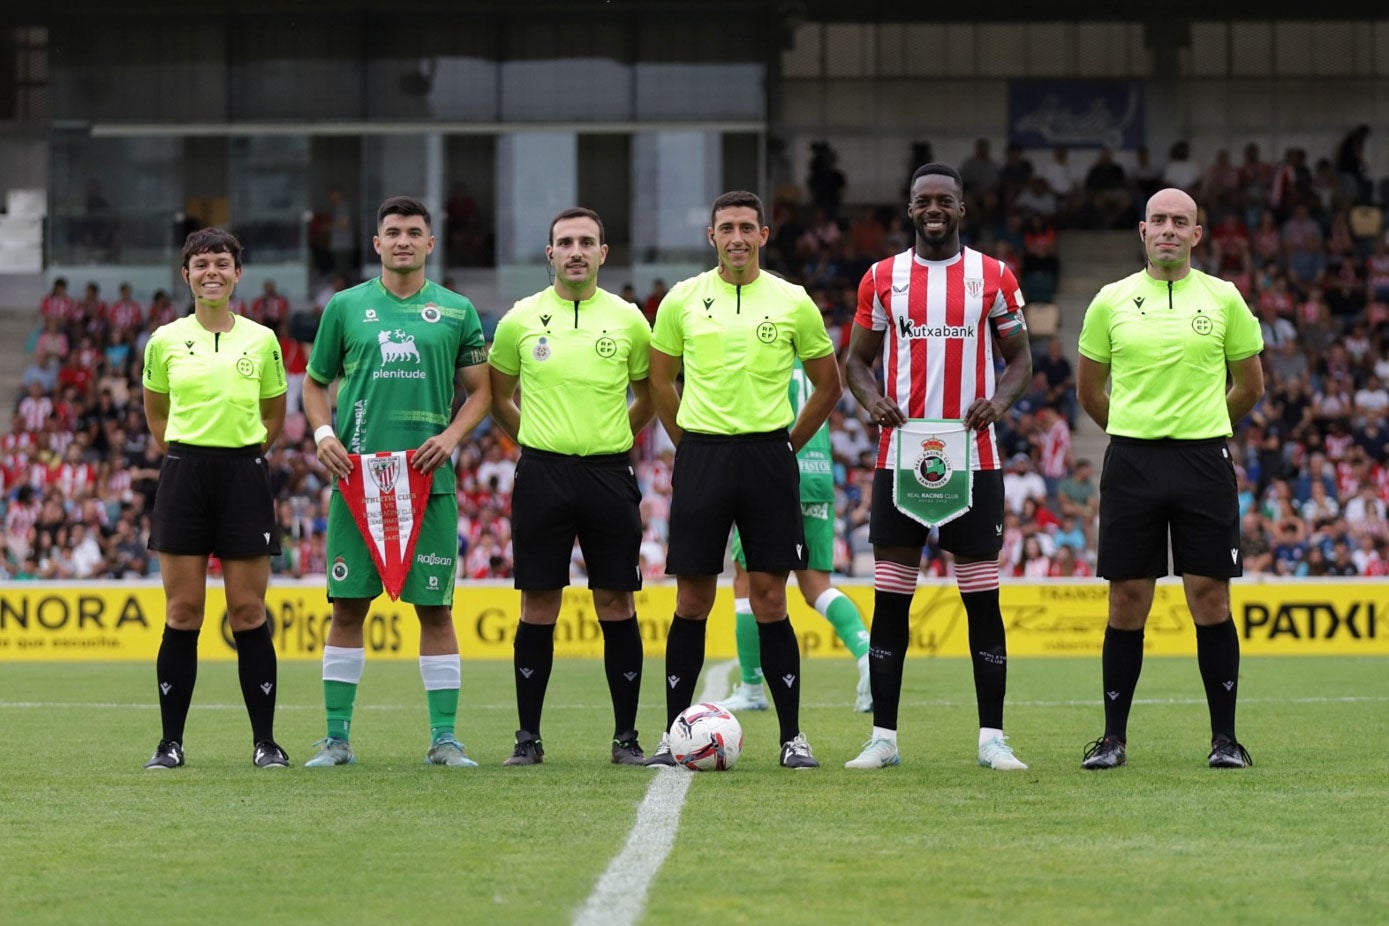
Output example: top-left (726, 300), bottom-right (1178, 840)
top-left (338, 450), bottom-right (433, 600)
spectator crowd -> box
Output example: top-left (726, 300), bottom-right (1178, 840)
top-left (4, 127), bottom-right (1387, 583)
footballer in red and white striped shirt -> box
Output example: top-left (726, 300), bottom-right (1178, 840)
top-left (843, 162), bottom-right (1033, 775)
top-left (854, 242), bottom-right (1028, 471)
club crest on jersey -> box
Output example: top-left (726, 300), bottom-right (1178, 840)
top-left (595, 336), bottom-right (617, 358)
top-left (965, 278), bottom-right (983, 298)
top-left (533, 336), bottom-right (552, 361)
top-left (756, 320), bottom-right (778, 343)
top-left (913, 436), bottom-right (952, 489)
top-left (378, 330), bottom-right (420, 363)
top-left (367, 456), bottom-right (400, 492)
top-left (421, 303), bottom-right (441, 323)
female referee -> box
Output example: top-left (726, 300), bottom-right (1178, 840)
top-left (141, 228), bottom-right (290, 769)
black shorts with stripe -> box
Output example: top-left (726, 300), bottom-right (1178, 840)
top-left (510, 447), bottom-right (643, 591)
top-left (147, 442), bottom-right (280, 558)
top-left (666, 430), bottom-right (806, 576)
top-left (869, 467), bottom-right (1005, 556)
top-left (1097, 437), bottom-right (1241, 580)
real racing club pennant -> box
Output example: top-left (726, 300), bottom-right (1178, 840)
top-left (338, 450), bottom-right (432, 601)
top-left (893, 419), bottom-right (973, 529)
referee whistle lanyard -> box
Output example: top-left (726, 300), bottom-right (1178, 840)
top-left (892, 420), bottom-right (973, 528)
top-left (338, 450), bottom-right (431, 601)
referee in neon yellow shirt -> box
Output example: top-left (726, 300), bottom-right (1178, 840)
top-left (489, 207), bottom-right (654, 766)
top-left (647, 191), bottom-right (842, 769)
top-left (141, 228), bottom-right (289, 770)
top-left (1076, 187), bottom-right (1265, 771)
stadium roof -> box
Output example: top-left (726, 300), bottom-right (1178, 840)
top-left (0, 1), bottom-right (1376, 24)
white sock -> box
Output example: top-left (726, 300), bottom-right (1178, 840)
top-left (419, 653), bottom-right (461, 691)
top-left (857, 653), bottom-right (869, 675)
top-left (979, 726), bottom-right (1004, 746)
top-left (812, 587), bottom-right (844, 617)
top-left (322, 645), bottom-right (365, 684)
top-left (872, 726), bottom-right (897, 744)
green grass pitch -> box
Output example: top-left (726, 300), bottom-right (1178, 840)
top-left (2, 655), bottom-right (1385, 925)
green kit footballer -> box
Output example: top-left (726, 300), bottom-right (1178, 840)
top-left (302, 195), bottom-right (491, 769)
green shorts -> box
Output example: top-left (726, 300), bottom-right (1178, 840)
top-left (731, 500), bottom-right (834, 573)
top-left (326, 490), bottom-right (458, 605)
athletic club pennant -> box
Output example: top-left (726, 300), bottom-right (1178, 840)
top-left (893, 419), bottom-right (973, 528)
top-left (338, 450), bottom-right (432, 601)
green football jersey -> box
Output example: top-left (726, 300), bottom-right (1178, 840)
top-left (790, 358), bottom-right (834, 503)
top-left (307, 277), bottom-right (487, 495)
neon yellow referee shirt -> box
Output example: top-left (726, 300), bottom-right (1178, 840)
top-left (143, 314), bottom-right (287, 447)
top-left (489, 286), bottom-right (651, 455)
top-left (1078, 268), bottom-right (1263, 439)
top-left (651, 269), bottom-right (834, 435)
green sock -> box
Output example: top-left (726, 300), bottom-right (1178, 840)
top-left (426, 686), bottom-right (458, 741)
top-left (734, 605), bottom-right (764, 685)
top-left (324, 680), bottom-right (357, 741)
top-left (821, 589), bottom-right (871, 660)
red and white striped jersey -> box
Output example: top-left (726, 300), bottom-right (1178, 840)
top-left (855, 246), bottom-right (1026, 471)
top-left (52, 461), bottom-right (97, 498)
top-left (1, 429), bottom-right (35, 465)
top-left (1040, 417), bottom-right (1071, 479)
top-left (105, 298), bottom-right (144, 331)
top-left (40, 294), bottom-right (75, 323)
top-left (249, 293), bottom-right (289, 327)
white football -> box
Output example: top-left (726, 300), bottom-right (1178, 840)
top-left (669, 702), bottom-right (744, 771)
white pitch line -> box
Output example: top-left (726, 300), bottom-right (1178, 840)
top-left (570, 659), bottom-right (737, 926)
top-left (570, 764), bottom-right (690, 926)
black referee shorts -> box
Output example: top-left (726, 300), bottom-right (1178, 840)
top-left (1097, 436), bottom-right (1241, 580)
top-left (148, 442), bottom-right (280, 558)
top-left (869, 467), bottom-right (1005, 556)
top-left (510, 447), bottom-right (643, 591)
top-left (666, 430), bottom-right (806, 576)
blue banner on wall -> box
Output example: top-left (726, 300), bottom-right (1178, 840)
top-left (1008, 80), bottom-right (1144, 150)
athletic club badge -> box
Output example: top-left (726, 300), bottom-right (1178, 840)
top-left (913, 436), bottom-right (952, 489)
top-left (338, 450), bottom-right (431, 601)
top-left (421, 303), bottom-right (441, 323)
top-left (367, 455), bottom-right (399, 492)
top-left (533, 336), bottom-right (551, 361)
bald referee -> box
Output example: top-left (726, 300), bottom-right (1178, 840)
top-left (1077, 187), bottom-right (1265, 771)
